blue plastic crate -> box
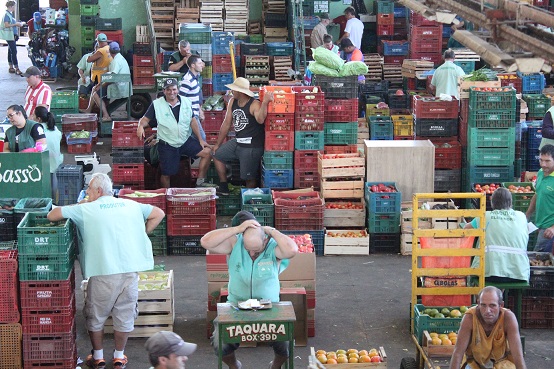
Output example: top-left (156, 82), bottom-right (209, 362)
top-left (261, 167), bottom-right (294, 189)
top-left (266, 42), bottom-right (294, 56)
top-left (527, 126), bottom-right (542, 150)
top-left (302, 16), bottom-right (320, 30)
top-left (365, 182), bottom-right (401, 213)
top-left (518, 72), bottom-right (546, 94)
top-left (382, 40), bottom-right (409, 56)
top-left (281, 229), bottom-right (325, 256)
top-left (394, 6), bottom-right (408, 17)
top-left (443, 26), bottom-right (453, 38)
top-left (212, 73), bottom-right (234, 93)
top-left (212, 31), bottom-right (235, 54)
top-left (56, 165), bottom-right (84, 206)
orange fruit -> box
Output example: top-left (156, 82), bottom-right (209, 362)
top-left (316, 354), bottom-right (327, 364)
top-left (347, 349), bottom-right (358, 355)
top-left (451, 337), bottom-right (457, 345)
top-left (431, 337), bottom-right (442, 345)
top-left (429, 332), bottom-right (439, 338)
top-left (316, 350), bottom-right (326, 356)
top-left (359, 355), bottom-right (371, 363)
top-left (326, 358), bottom-right (337, 364)
top-left (441, 338), bottom-right (452, 346)
top-left (349, 357), bottom-right (359, 363)
top-left (358, 350), bottom-right (368, 357)
top-left (336, 349), bottom-right (346, 356)
top-left (326, 352), bottom-right (337, 360)
top-left (448, 332), bottom-right (457, 339)
top-left (336, 356), bottom-right (348, 364)
top-left (348, 353), bottom-right (359, 359)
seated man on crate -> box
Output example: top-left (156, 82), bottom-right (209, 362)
top-left (83, 42), bottom-right (132, 122)
top-left (137, 78), bottom-right (225, 189)
top-left (339, 38), bottom-right (365, 83)
top-left (430, 49), bottom-right (466, 99)
top-left (201, 210), bottom-right (298, 369)
top-left (211, 77), bottom-right (274, 191)
top-left (464, 187), bottom-right (530, 284)
top-left (449, 286), bottom-right (527, 369)
top-left (167, 40), bottom-right (200, 74)
top-left (47, 173), bottom-right (165, 369)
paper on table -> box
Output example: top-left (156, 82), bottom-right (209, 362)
top-left (528, 222), bottom-right (538, 234)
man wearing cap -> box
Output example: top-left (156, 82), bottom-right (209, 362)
top-left (211, 77), bottom-right (273, 192)
top-left (339, 38), bottom-right (365, 83)
top-left (137, 78), bottom-right (218, 188)
top-left (310, 13), bottom-right (330, 49)
top-left (338, 7), bottom-right (364, 50)
top-left (87, 33), bottom-right (113, 86)
top-left (23, 66), bottom-right (52, 117)
top-left (26, 11), bottom-right (44, 36)
top-left (201, 210), bottom-right (298, 369)
top-left (145, 331), bottom-right (197, 369)
top-left (83, 41), bottom-right (132, 121)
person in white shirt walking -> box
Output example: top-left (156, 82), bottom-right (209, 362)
top-left (338, 7), bottom-right (364, 50)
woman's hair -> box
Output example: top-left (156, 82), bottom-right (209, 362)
top-left (7, 104), bottom-right (27, 119)
top-left (6, 1), bottom-right (16, 8)
top-left (491, 187), bottom-right (512, 210)
top-left (34, 106), bottom-right (56, 131)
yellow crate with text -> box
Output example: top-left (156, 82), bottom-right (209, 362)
top-left (318, 152), bottom-right (365, 179)
top-left (321, 178), bottom-right (364, 199)
top-left (324, 229), bottom-right (370, 256)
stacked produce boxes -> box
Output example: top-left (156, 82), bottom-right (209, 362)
top-left (241, 188), bottom-right (274, 227)
top-left (111, 121), bottom-right (146, 189)
top-left (18, 213), bottom-right (76, 369)
top-left (375, 1), bottom-right (395, 45)
top-left (0, 198), bottom-right (19, 242)
top-left (211, 32), bottom-right (234, 93)
top-left (80, 0), bottom-right (99, 55)
top-left (51, 91), bottom-right (79, 129)
top-left (133, 52), bottom-right (157, 87)
top-left (365, 182), bottom-right (402, 253)
top-left (409, 10), bottom-right (443, 66)
top-left (0, 240), bottom-right (22, 368)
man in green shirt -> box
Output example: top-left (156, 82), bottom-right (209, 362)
top-left (430, 49), bottom-right (465, 99)
top-left (526, 144), bottom-right (554, 252)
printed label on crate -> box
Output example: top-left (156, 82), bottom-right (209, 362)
top-left (423, 277), bottom-right (467, 287)
top-left (36, 290), bottom-right (53, 298)
top-left (39, 317), bottom-right (53, 325)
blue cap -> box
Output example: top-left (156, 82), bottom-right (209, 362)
top-left (33, 12), bottom-right (41, 22)
top-left (109, 41), bottom-right (120, 51)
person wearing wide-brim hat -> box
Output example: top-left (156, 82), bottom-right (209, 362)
top-left (210, 77), bottom-right (274, 193)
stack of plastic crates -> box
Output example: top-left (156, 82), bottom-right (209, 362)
top-left (523, 94), bottom-right (551, 120)
top-left (61, 113), bottom-right (97, 154)
top-left (51, 91), bottom-right (79, 128)
top-left (13, 198), bottom-right (53, 229)
top-left (408, 10), bottom-right (443, 65)
top-left (241, 188), bottom-right (274, 227)
top-left (432, 139), bottom-right (463, 193)
top-left (272, 190), bottom-right (324, 233)
top-left (111, 121), bottom-right (148, 189)
top-left (0, 198), bottom-right (19, 242)
top-left (211, 31), bottom-right (234, 93)
top-left (463, 87), bottom-right (517, 192)
top-left (17, 213), bottom-right (76, 369)
top-left (80, 0), bottom-right (99, 55)
top-left (365, 182), bottom-right (402, 253)
top-left (525, 121), bottom-right (542, 172)
top-left (180, 24), bottom-right (213, 95)
top-left (375, 1), bottom-right (395, 45)
top-left (216, 185), bottom-right (242, 216)
top-left (0, 241), bottom-right (22, 368)
top-left (56, 165), bottom-right (84, 206)
top-left (166, 188), bottom-right (216, 255)
top-left (518, 72), bottom-right (546, 94)
top-left (119, 189), bottom-right (168, 256)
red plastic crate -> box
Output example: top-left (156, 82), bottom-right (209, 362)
top-left (112, 164), bottom-right (145, 184)
top-left (377, 24), bottom-right (394, 36)
top-left (20, 268), bottom-right (75, 310)
top-left (61, 120), bottom-right (97, 135)
top-left (324, 144), bottom-right (358, 154)
top-left (134, 66), bottom-right (154, 78)
top-left (118, 188), bottom-right (167, 212)
top-left (410, 25), bottom-right (444, 38)
top-left (166, 188), bottom-right (216, 215)
top-left (433, 140), bottom-right (462, 169)
top-left (112, 125), bottom-right (144, 147)
top-left (294, 150), bottom-right (320, 170)
top-left (264, 131), bottom-right (294, 151)
top-left (23, 324), bottom-right (76, 361)
top-left (324, 99), bottom-right (358, 122)
top-left (21, 297), bottom-right (75, 334)
top-left (204, 131), bottom-right (220, 145)
top-left (291, 86), bottom-right (325, 111)
top-left (67, 141), bottom-right (92, 154)
top-left (533, 0), bottom-right (549, 7)
top-left (410, 53), bottom-right (442, 65)
top-left (410, 11), bottom-right (441, 26)
top-left (23, 358), bottom-right (76, 369)
top-left (498, 73), bottom-right (522, 94)
top-left (95, 30), bottom-right (124, 46)
top-left (212, 55), bottom-right (233, 73)
top-left (133, 76), bottom-right (155, 86)
top-left (203, 110), bottom-right (226, 131)
top-left (133, 54), bottom-right (154, 67)
top-left (202, 83), bottom-right (213, 98)
top-left (413, 95), bottom-right (459, 119)
top-left (520, 296), bottom-right (554, 329)
top-left (167, 214), bottom-right (217, 236)
top-left (259, 86), bottom-right (295, 114)
top-left (377, 13), bottom-right (394, 25)
top-left (0, 251), bottom-right (19, 324)
top-left (295, 112), bottom-right (325, 131)
top-left (265, 113), bottom-right (294, 131)
top-left (273, 192), bottom-right (324, 231)
top-left (410, 39), bottom-right (442, 53)
top-left (294, 170), bottom-right (321, 190)
top-left (272, 190), bottom-right (323, 205)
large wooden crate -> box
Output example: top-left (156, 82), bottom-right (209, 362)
top-left (324, 199), bottom-right (366, 228)
top-left (324, 229), bottom-right (370, 255)
top-left (321, 178), bottom-right (365, 199)
top-left (318, 152), bottom-right (366, 179)
top-left (422, 330), bottom-right (456, 358)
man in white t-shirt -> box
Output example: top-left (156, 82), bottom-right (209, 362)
top-left (338, 7), bottom-right (364, 50)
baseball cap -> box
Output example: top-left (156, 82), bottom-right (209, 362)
top-left (339, 38), bottom-right (354, 51)
top-left (163, 78), bottom-right (178, 89)
top-left (145, 331), bottom-right (197, 358)
top-left (23, 66), bottom-right (41, 77)
top-left (231, 210), bottom-right (257, 227)
top-left (96, 33), bottom-right (108, 42)
top-left (319, 13), bottom-right (329, 20)
top-left (109, 42), bottom-right (120, 51)
top-left (33, 12), bottom-right (41, 22)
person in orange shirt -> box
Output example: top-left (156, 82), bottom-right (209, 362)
top-left (81, 34), bottom-right (112, 115)
top-left (339, 38), bottom-right (365, 83)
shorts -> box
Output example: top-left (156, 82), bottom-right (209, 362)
top-left (84, 273), bottom-right (139, 332)
top-left (158, 136), bottom-right (203, 176)
top-left (535, 229), bottom-right (554, 252)
top-left (78, 84), bottom-right (93, 96)
top-left (213, 139), bottom-right (263, 180)
top-left (96, 85), bottom-right (108, 100)
top-left (210, 319), bottom-right (289, 357)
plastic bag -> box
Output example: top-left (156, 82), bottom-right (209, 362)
top-left (307, 61), bottom-right (340, 77)
top-left (313, 47), bottom-right (344, 71)
top-left (338, 61), bottom-right (369, 77)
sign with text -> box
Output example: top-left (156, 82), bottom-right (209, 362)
top-left (223, 322), bottom-right (290, 343)
top-left (0, 152), bottom-right (51, 198)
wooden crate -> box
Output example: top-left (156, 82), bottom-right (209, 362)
top-left (324, 229), bottom-right (370, 256)
top-left (400, 233), bottom-right (420, 255)
top-left (321, 178), bottom-right (364, 199)
top-left (324, 198), bottom-right (366, 228)
top-left (426, 201), bottom-right (462, 230)
top-left (318, 152), bottom-right (365, 179)
top-left (310, 346), bottom-right (387, 368)
top-left (422, 330), bottom-right (456, 358)
top-left (263, 27), bottom-right (288, 37)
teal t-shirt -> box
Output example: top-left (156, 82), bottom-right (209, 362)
top-left (77, 53), bottom-right (93, 88)
top-left (431, 61), bottom-right (465, 98)
top-left (534, 169), bottom-right (554, 229)
top-left (227, 234), bottom-right (285, 303)
top-left (107, 53), bottom-right (133, 99)
top-left (62, 196), bottom-right (154, 278)
top-left (470, 209), bottom-right (530, 281)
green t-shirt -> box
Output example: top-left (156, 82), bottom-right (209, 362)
top-left (534, 169), bottom-right (554, 229)
top-left (431, 61), bottom-right (465, 98)
top-left (77, 53), bottom-right (93, 87)
top-left (107, 53), bottom-right (133, 99)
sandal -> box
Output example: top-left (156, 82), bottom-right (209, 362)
top-left (15, 69), bottom-right (23, 76)
top-left (8, 67), bottom-right (15, 73)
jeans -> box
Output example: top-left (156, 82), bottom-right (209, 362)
top-left (7, 40), bottom-right (18, 67)
top-left (535, 229), bottom-right (554, 252)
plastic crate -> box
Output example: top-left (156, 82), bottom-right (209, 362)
top-left (264, 131), bottom-right (294, 151)
top-left (0, 212), bottom-right (16, 242)
top-left (520, 296), bottom-right (554, 329)
top-left (273, 194), bottom-right (324, 230)
top-left (17, 214), bottom-right (72, 255)
top-left (525, 270), bottom-right (554, 298)
top-left (266, 42), bottom-right (294, 56)
top-left (262, 151), bottom-right (293, 170)
top-left (369, 116), bottom-right (394, 140)
top-left (18, 244), bottom-right (75, 281)
top-left (467, 108), bottom-right (516, 129)
top-left (501, 182), bottom-right (534, 213)
top-left (111, 147), bottom-right (144, 164)
top-left (212, 54), bottom-right (233, 73)
top-left (203, 110), bottom-right (226, 131)
top-left (118, 188), bottom-right (167, 211)
top-left (265, 113), bottom-right (294, 131)
top-left (295, 131), bottom-right (325, 151)
top-left (365, 182), bottom-right (401, 213)
top-left (0, 247), bottom-right (19, 323)
top-left (526, 125), bottom-right (543, 149)
top-left (167, 214), bottom-right (216, 236)
top-left (61, 113), bottom-right (97, 133)
top-left (133, 54), bottom-right (154, 68)
top-left (80, 4), bottom-right (99, 15)
top-left (498, 73), bottom-right (522, 94)
top-left (468, 127), bottom-right (516, 148)
top-left (413, 304), bottom-right (464, 344)
top-left (434, 169), bottom-right (462, 192)
top-left (166, 188), bottom-right (216, 215)
top-left (23, 325), bottom-right (76, 361)
top-left (387, 91), bottom-right (410, 109)
top-left (295, 112), bottom-right (324, 131)
top-left (20, 269), bottom-right (75, 310)
top-left (261, 168), bottom-right (294, 189)
top-left (519, 72), bottom-right (546, 94)
top-left (241, 42), bottom-right (266, 55)
top-left (294, 150), bottom-right (319, 170)
top-left (468, 146), bottom-right (515, 166)
top-left (324, 144), bottom-right (358, 154)
top-left (21, 297), bottom-right (75, 334)
top-left (216, 192), bottom-right (242, 216)
top-left (312, 75), bottom-right (358, 99)
top-left (13, 198), bottom-right (53, 227)
top-left (382, 40), bottom-right (409, 55)
top-left (454, 60), bottom-right (475, 74)
top-left (212, 73), bottom-right (233, 92)
top-left (360, 81), bottom-right (390, 95)
top-left (112, 164), bottom-right (145, 184)
top-left (367, 212), bottom-right (400, 233)
top-left (394, 6), bottom-right (408, 17)
top-left (50, 91), bottom-right (78, 110)
top-left (95, 17), bottom-right (122, 31)
top-left (467, 166), bottom-right (514, 184)
top-left (212, 32), bottom-right (235, 54)
top-left (469, 87), bottom-right (517, 111)
top-left (179, 31), bottom-right (211, 44)
top-left (167, 236), bottom-right (203, 255)
top-left (293, 170), bottom-right (320, 191)
top-left (260, 86), bottom-right (295, 114)
top-left (413, 96), bottom-right (459, 119)
top-left (414, 118), bottom-right (458, 137)
top-left (323, 99), bottom-right (358, 122)
top-left (433, 140), bottom-right (462, 169)
top-left (282, 230), bottom-right (324, 256)
top-left (56, 164), bottom-right (83, 206)
top-left (241, 194), bottom-right (274, 227)
top-left (392, 113), bottom-right (413, 137)
top-left (0, 323), bottom-right (22, 368)
top-left (292, 86), bottom-right (325, 110)
top-left (112, 121), bottom-right (144, 147)
top-left (374, 0), bottom-right (394, 13)
top-left (523, 94), bottom-right (551, 118)
top-left (80, 15), bottom-right (97, 26)
top-left (324, 122), bottom-right (358, 145)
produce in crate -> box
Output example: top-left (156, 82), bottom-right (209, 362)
top-left (368, 183), bottom-right (397, 193)
top-left (422, 306), bottom-right (467, 318)
top-left (473, 183), bottom-right (498, 194)
top-left (325, 202), bottom-right (364, 209)
top-left (505, 185), bottom-right (533, 194)
top-left (428, 331), bottom-right (458, 346)
top-left (315, 348), bottom-right (383, 364)
top-left (327, 230), bottom-right (368, 238)
top-left (69, 130), bottom-right (90, 138)
top-left (287, 234), bottom-right (314, 253)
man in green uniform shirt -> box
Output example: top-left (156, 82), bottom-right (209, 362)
top-left (430, 49), bottom-right (465, 99)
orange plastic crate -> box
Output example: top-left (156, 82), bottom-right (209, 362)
top-left (260, 86), bottom-right (295, 114)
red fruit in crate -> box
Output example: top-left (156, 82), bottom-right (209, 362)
top-left (395, 89), bottom-right (404, 96)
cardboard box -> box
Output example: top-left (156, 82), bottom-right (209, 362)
top-left (307, 308), bottom-right (315, 337)
top-left (208, 281), bottom-right (228, 311)
top-left (206, 251), bottom-right (229, 282)
top-left (278, 252), bottom-right (316, 281)
top-left (280, 279), bottom-right (316, 309)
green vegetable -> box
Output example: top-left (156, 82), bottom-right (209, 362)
top-left (462, 68), bottom-right (497, 82)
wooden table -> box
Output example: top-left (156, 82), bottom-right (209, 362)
top-left (216, 301), bottom-right (296, 369)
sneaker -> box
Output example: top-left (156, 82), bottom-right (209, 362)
top-left (8, 68), bottom-right (15, 73)
top-left (197, 182), bottom-right (218, 188)
top-left (216, 188), bottom-right (230, 196)
top-left (85, 354), bottom-right (106, 369)
top-left (112, 355), bottom-right (128, 368)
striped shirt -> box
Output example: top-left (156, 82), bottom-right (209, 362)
top-left (179, 71), bottom-right (202, 118)
top-left (24, 80), bottom-right (52, 117)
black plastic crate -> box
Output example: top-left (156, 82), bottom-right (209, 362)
top-left (360, 81), bottom-right (390, 95)
top-left (112, 148), bottom-right (145, 164)
top-left (387, 90), bottom-right (410, 109)
top-left (312, 75), bottom-right (358, 99)
top-left (241, 43), bottom-right (266, 55)
top-left (264, 13), bottom-right (287, 27)
top-left (80, 0), bottom-right (98, 3)
top-left (56, 165), bottom-right (84, 206)
top-left (80, 15), bottom-right (97, 26)
top-left (414, 118), bottom-right (458, 137)
top-left (133, 43), bottom-right (152, 56)
top-left (168, 236), bottom-right (205, 255)
top-left (434, 169), bottom-right (461, 192)
top-left (524, 270), bottom-right (554, 297)
top-left (369, 233), bottom-right (401, 254)
top-left (0, 213), bottom-right (16, 242)
top-left (95, 17), bottom-right (122, 31)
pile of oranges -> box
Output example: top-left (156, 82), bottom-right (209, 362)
top-left (315, 348), bottom-right (383, 364)
top-left (429, 331), bottom-right (458, 346)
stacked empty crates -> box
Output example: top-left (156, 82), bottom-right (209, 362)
top-left (365, 182), bottom-right (402, 253)
top-left (382, 41), bottom-right (409, 86)
top-left (0, 241), bottom-right (21, 369)
top-left (56, 165), bottom-right (84, 206)
top-left (211, 32), bottom-right (234, 93)
top-left (95, 17), bottom-right (124, 49)
top-left (61, 113), bottom-right (97, 155)
top-left (375, 0), bottom-right (395, 46)
top-left (51, 91), bottom-right (79, 129)
top-left (393, 5), bottom-right (408, 42)
top-left (133, 49), bottom-right (157, 87)
top-left (111, 121), bottom-right (146, 189)
top-left (166, 188), bottom-right (216, 255)
top-left (464, 86), bottom-right (517, 192)
top-left (180, 24), bottom-right (213, 96)
top-left (0, 198), bottom-right (18, 242)
top-left (241, 188), bottom-right (274, 227)
top-left (80, 0), bottom-right (99, 55)
top-left (260, 86), bottom-right (295, 189)
top-left (119, 189), bottom-right (168, 256)
top-left (409, 10), bottom-right (443, 65)
top-left (292, 86), bottom-right (325, 190)
top-left (18, 212), bottom-right (75, 369)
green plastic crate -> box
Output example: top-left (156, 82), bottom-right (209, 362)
top-left (241, 192), bottom-right (274, 227)
top-left (413, 304), bottom-right (465, 344)
top-left (262, 151), bottom-right (294, 170)
top-left (178, 31), bottom-right (212, 44)
top-left (523, 94), bottom-right (551, 118)
top-left (99, 121), bottom-right (112, 136)
top-left (528, 231), bottom-right (538, 251)
top-left (367, 212), bottom-right (400, 233)
top-left (249, 34), bottom-right (263, 43)
top-left (17, 213), bottom-right (73, 254)
top-left (18, 243), bottom-right (75, 281)
top-left (149, 219), bottom-right (167, 256)
top-left (468, 146), bottom-right (515, 166)
top-left (51, 91), bottom-right (79, 110)
top-left (324, 122), bottom-right (358, 145)
top-left (217, 192), bottom-right (242, 216)
top-left (374, 0), bottom-right (394, 14)
top-left (468, 127), bottom-right (515, 148)
top-left (468, 108), bottom-right (516, 128)
top-left (467, 166), bottom-right (514, 184)
top-left (469, 87), bottom-right (516, 111)
top-left (454, 60), bottom-right (475, 74)
top-left (502, 182), bottom-right (535, 212)
top-left (294, 131), bottom-right (325, 151)
top-left (80, 4), bottom-right (99, 15)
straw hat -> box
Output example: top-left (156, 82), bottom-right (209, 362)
top-left (225, 77), bottom-right (254, 97)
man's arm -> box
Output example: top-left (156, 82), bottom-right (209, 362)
top-left (449, 313), bottom-right (473, 369)
top-left (263, 226), bottom-right (298, 260)
top-left (201, 220), bottom-right (259, 254)
top-left (526, 194), bottom-right (537, 221)
top-left (47, 207), bottom-right (65, 221)
top-left (541, 111), bottom-right (554, 139)
top-left (145, 206), bottom-right (165, 234)
top-left (87, 50), bottom-right (103, 63)
top-left (190, 116), bottom-right (208, 148)
top-left (168, 55), bottom-right (188, 72)
top-left (253, 91), bottom-right (273, 124)
top-left (504, 310), bottom-right (527, 369)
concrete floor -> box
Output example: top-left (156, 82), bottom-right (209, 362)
top-left (1, 42), bottom-right (554, 369)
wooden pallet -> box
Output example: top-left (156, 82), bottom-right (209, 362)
top-left (383, 64), bottom-right (402, 86)
top-left (363, 54), bottom-right (383, 81)
top-left (263, 27), bottom-right (287, 37)
top-left (401, 59), bottom-right (434, 78)
top-left (224, 22), bottom-right (248, 33)
top-left (179, 0), bottom-right (198, 6)
top-left (453, 48), bottom-right (480, 61)
top-left (273, 56), bottom-right (292, 81)
top-left (248, 21), bottom-right (261, 34)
